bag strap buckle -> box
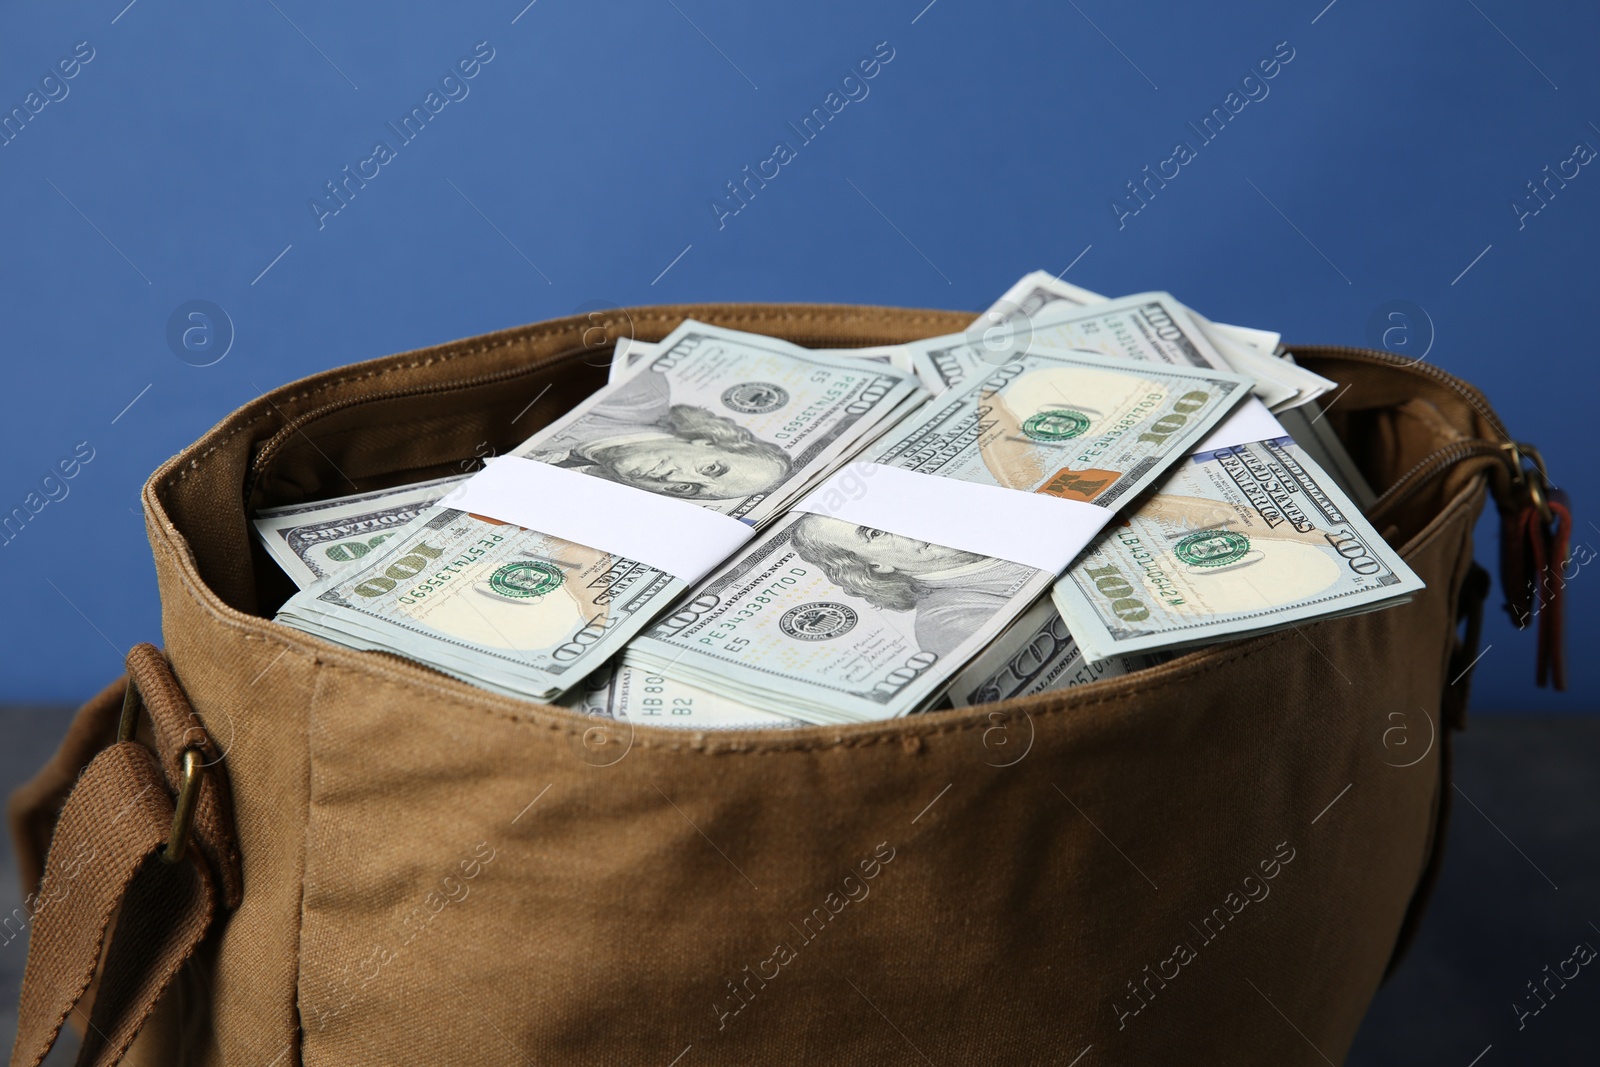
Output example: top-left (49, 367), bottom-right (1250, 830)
top-left (118, 678), bottom-right (206, 865)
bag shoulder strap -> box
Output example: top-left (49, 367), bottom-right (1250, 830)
top-left (8, 645), bottom-right (239, 1067)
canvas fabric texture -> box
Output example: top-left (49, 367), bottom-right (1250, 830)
top-left (9, 305), bottom-right (1529, 1066)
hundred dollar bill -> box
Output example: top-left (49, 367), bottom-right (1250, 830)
top-left (512, 321), bottom-right (924, 523)
top-left (820, 341), bottom-right (919, 375)
top-left (606, 337), bottom-right (661, 382)
top-left (1050, 436), bottom-right (1423, 662)
top-left (1182, 314), bottom-right (1332, 413)
top-left (872, 344), bottom-right (1251, 509)
top-left (625, 348), bottom-right (1251, 722)
top-left (911, 292), bottom-right (1276, 404)
top-left (623, 509), bottom-right (1061, 723)
top-left (975, 273), bottom-right (1332, 411)
top-left (277, 512), bottom-right (670, 698)
top-left (988, 270), bottom-right (1281, 355)
top-left (562, 658), bottom-right (804, 729)
top-left (1273, 402), bottom-right (1377, 510)
top-left (253, 475), bottom-right (466, 587)
top-left (977, 278), bottom-right (1366, 504)
top-left (605, 337), bottom-right (929, 514)
top-left (609, 337), bottom-right (914, 381)
top-left (943, 596), bottom-right (1161, 707)
top-left (1181, 319), bottom-right (1303, 410)
top-left (274, 320), bottom-right (925, 701)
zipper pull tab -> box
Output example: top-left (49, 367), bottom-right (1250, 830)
top-left (1500, 443), bottom-right (1570, 690)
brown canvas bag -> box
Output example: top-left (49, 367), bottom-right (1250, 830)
top-left (7, 304), bottom-right (1561, 1066)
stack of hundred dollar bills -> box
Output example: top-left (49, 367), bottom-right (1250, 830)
top-left (263, 273), bottom-right (1420, 728)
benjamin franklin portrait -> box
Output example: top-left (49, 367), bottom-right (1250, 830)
top-left (525, 369), bottom-right (792, 501)
top-left (789, 514), bottom-right (1039, 660)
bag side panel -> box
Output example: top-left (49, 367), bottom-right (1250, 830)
top-left (149, 530), bottom-right (315, 1067)
top-left (290, 480), bottom-right (1480, 1066)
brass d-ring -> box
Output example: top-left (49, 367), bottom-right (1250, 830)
top-left (118, 679), bottom-right (142, 744)
top-left (162, 749), bottom-right (204, 864)
top-left (1528, 478), bottom-right (1550, 523)
top-left (1499, 440), bottom-right (1556, 526)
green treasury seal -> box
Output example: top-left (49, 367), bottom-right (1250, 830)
top-left (1022, 408), bottom-right (1091, 442)
top-left (488, 560), bottom-right (565, 598)
top-left (1174, 529), bottom-right (1251, 568)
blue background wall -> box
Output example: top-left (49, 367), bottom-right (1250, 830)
top-left (0, 0), bottom-right (1592, 708)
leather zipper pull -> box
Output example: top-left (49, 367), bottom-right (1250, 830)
top-left (1500, 444), bottom-right (1569, 691)
top-left (1530, 487), bottom-right (1571, 691)
top-left (1499, 497), bottom-right (1534, 628)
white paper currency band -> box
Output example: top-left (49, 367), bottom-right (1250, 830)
top-left (794, 464), bottom-right (1108, 574)
top-left (441, 457), bottom-right (755, 581)
top-left (1196, 397), bottom-right (1287, 453)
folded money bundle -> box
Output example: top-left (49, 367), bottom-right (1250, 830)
top-left (272, 321), bottom-right (925, 701)
top-left (623, 344), bottom-right (1251, 723)
top-left (260, 273), bottom-right (1422, 726)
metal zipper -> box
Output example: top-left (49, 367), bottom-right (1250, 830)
top-left (1292, 344), bottom-right (1520, 520)
top-left (1368, 439), bottom-right (1507, 523)
top-left (1294, 344), bottom-right (1515, 445)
